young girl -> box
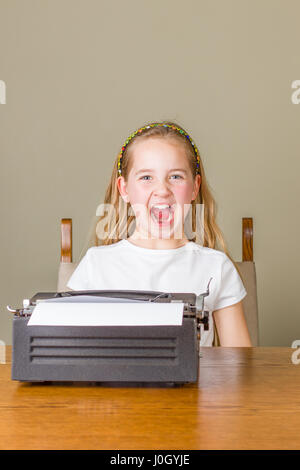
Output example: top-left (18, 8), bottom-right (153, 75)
top-left (67, 121), bottom-right (252, 347)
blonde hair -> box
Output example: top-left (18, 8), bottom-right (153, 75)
top-left (87, 120), bottom-right (243, 279)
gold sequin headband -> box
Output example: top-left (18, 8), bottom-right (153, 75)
top-left (117, 123), bottom-right (201, 176)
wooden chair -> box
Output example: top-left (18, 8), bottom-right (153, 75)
top-left (58, 217), bottom-right (259, 346)
top-left (212, 218), bottom-right (259, 346)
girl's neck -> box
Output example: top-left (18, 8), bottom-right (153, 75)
top-left (127, 233), bottom-right (190, 250)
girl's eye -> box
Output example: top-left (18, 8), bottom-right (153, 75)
top-left (140, 175), bottom-right (152, 180)
top-left (170, 174), bottom-right (183, 179)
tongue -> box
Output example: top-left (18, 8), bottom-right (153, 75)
top-left (152, 207), bottom-right (170, 220)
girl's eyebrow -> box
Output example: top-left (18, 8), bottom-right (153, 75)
top-left (135, 168), bottom-right (188, 175)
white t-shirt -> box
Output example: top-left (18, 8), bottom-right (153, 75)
top-left (67, 239), bottom-right (247, 347)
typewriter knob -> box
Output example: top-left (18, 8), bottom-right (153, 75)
top-left (203, 311), bottom-right (209, 330)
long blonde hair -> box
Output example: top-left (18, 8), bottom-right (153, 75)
top-left (86, 120), bottom-right (243, 279)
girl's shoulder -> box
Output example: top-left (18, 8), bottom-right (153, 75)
top-left (86, 240), bottom-right (125, 255)
top-left (186, 243), bottom-right (236, 271)
top-left (89, 240), bottom-right (124, 250)
top-left (187, 242), bottom-right (229, 259)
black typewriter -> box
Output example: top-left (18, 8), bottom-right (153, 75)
top-left (7, 281), bottom-right (211, 386)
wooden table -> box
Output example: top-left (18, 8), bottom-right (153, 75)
top-left (0, 346), bottom-right (299, 450)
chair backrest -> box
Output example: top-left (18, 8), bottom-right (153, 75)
top-left (57, 261), bottom-right (77, 292)
top-left (236, 261), bottom-right (259, 346)
top-left (58, 217), bottom-right (259, 346)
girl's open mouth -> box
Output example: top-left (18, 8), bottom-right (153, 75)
top-left (150, 204), bottom-right (175, 226)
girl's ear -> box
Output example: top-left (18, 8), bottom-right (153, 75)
top-left (192, 174), bottom-right (201, 200)
top-left (117, 176), bottom-right (129, 203)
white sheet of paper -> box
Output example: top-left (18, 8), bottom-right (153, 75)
top-left (27, 301), bottom-right (184, 326)
top-left (36, 295), bottom-right (147, 304)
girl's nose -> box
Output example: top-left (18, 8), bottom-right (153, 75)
top-left (153, 180), bottom-right (172, 195)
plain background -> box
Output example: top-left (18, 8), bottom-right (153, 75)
top-left (0, 0), bottom-right (299, 346)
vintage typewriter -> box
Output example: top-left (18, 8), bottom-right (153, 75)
top-left (7, 281), bottom-right (211, 385)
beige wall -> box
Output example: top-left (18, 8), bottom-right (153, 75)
top-left (1, 0), bottom-right (299, 346)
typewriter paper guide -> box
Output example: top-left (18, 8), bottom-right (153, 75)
top-left (27, 296), bottom-right (184, 326)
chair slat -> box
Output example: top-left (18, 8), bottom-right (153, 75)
top-left (61, 218), bottom-right (72, 263)
top-left (242, 217), bottom-right (253, 262)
